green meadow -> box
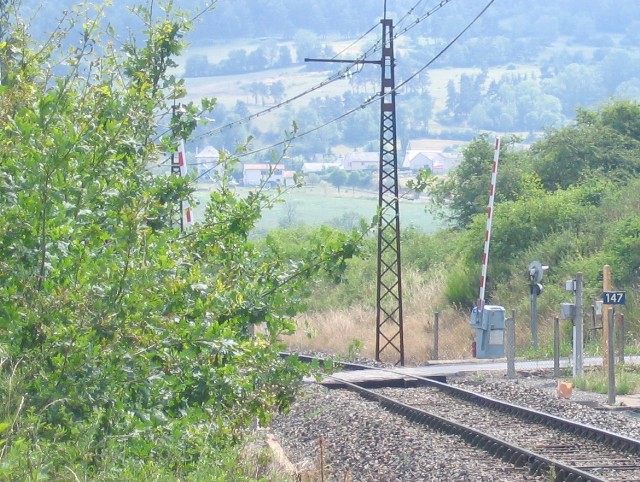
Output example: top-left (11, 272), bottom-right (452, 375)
top-left (192, 185), bottom-right (444, 235)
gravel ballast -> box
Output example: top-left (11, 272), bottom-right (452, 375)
top-left (268, 369), bottom-right (640, 481)
top-left (451, 371), bottom-right (640, 440)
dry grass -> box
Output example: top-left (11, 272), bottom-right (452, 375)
top-left (283, 267), bottom-right (475, 365)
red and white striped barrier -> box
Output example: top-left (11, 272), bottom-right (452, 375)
top-left (478, 137), bottom-right (501, 310)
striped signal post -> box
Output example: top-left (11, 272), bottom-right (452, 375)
top-left (177, 139), bottom-right (193, 227)
top-left (477, 137), bottom-right (501, 310)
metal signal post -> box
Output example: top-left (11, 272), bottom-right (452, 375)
top-left (306, 18), bottom-right (405, 366)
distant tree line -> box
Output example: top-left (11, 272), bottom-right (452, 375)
top-left (441, 48), bottom-right (640, 133)
top-left (185, 44), bottom-right (294, 77)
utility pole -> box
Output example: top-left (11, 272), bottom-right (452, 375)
top-left (306, 14), bottom-right (404, 366)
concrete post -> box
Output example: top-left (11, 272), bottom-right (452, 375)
top-left (506, 311), bottom-right (516, 379)
top-left (554, 316), bottom-right (560, 378)
top-left (574, 272), bottom-right (584, 378)
top-left (530, 288), bottom-right (538, 351)
top-left (607, 308), bottom-right (616, 405)
top-left (433, 312), bottom-right (439, 361)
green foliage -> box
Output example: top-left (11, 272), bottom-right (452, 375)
top-left (603, 216), bottom-right (640, 283)
top-left (453, 176), bottom-right (610, 295)
top-left (346, 339), bottom-right (363, 360)
top-left (0, 3), bottom-right (366, 478)
top-left (433, 102), bottom-right (640, 317)
top-left (443, 266), bottom-right (476, 308)
top-left (573, 366), bottom-right (640, 395)
top-left (400, 228), bottom-right (457, 273)
top-left (532, 100), bottom-right (640, 190)
top-left (427, 134), bottom-right (530, 229)
top-left (326, 168), bottom-right (347, 191)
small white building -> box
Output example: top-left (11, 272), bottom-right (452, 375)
top-left (243, 163), bottom-right (295, 187)
top-left (343, 151), bottom-right (379, 171)
top-left (195, 146), bottom-right (220, 180)
top-left (402, 140), bottom-right (463, 173)
top-left (302, 162), bottom-right (343, 173)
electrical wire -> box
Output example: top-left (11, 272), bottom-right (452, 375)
top-left (162, 0), bottom-right (463, 172)
top-left (189, 27), bottom-right (380, 142)
top-left (151, 0), bottom-right (460, 161)
top-left (392, 0), bottom-right (455, 41)
top-left (330, 23), bottom-right (380, 61)
top-left (189, 0), bottom-right (456, 143)
top-left (395, 0), bottom-right (495, 92)
top-left (191, 0), bottom-right (496, 182)
top-left (394, 0), bottom-right (428, 32)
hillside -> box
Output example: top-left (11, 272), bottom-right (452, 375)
top-left (19, 0), bottom-right (640, 155)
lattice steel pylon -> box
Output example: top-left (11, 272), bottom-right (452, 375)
top-left (375, 18), bottom-right (404, 366)
top-left (305, 17), bottom-right (404, 366)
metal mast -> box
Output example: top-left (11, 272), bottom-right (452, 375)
top-left (375, 17), bottom-right (404, 366)
top-left (305, 15), bottom-right (404, 366)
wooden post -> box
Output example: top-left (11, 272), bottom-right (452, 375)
top-left (618, 313), bottom-right (625, 365)
top-left (506, 310), bottom-right (516, 379)
top-left (602, 265), bottom-right (612, 371)
top-left (433, 312), bottom-right (439, 361)
top-left (554, 316), bottom-right (560, 378)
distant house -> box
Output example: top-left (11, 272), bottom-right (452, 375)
top-left (195, 145), bottom-right (220, 180)
top-left (243, 163), bottom-right (295, 187)
top-left (402, 140), bottom-right (464, 173)
top-left (302, 162), bottom-right (343, 173)
top-left (343, 151), bottom-right (379, 171)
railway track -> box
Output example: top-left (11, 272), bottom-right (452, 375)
top-left (321, 367), bottom-right (640, 482)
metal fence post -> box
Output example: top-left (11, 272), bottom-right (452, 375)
top-left (574, 272), bottom-right (584, 378)
top-left (506, 311), bottom-right (516, 379)
top-left (433, 312), bottom-right (439, 361)
top-left (554, 316), bottom-right (560, 378)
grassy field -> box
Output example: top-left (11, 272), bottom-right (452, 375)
top-left (192, 184), bottom-right (444, 235)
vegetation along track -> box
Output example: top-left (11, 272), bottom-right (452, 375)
top-left (311, 361), bottom-right (640, 481)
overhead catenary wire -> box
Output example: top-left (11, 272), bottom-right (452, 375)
top-left (329, 22), bottom-right (380, 62)
top-left (394, 0), bottom-right (428, 31)
top-left (189, 0), bottom-right (457, 143)
top-left (189, 25), bottom-right (381, 142)
top-left (395, 0), bottom-right (495, 92)
top-left (393, 0), bottom-right (455, 41)
top-left (154, 1), bottom-right (452, 158)
top-left (192, 0), bottom-right (496, 182)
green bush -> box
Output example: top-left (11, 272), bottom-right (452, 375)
top-left (0, 3), bottom-right (364, 478)
top-left (444, 265), bottom-right (477, 308)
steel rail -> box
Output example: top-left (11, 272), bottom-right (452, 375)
top-left (325, 372), bottom-right (604, 482)
top-left (282, 353), bottom-right (640, 480)
top-left (379, 366), bottom-right (640, 457)
top-left (286, 353), bottom-right (640, 456)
